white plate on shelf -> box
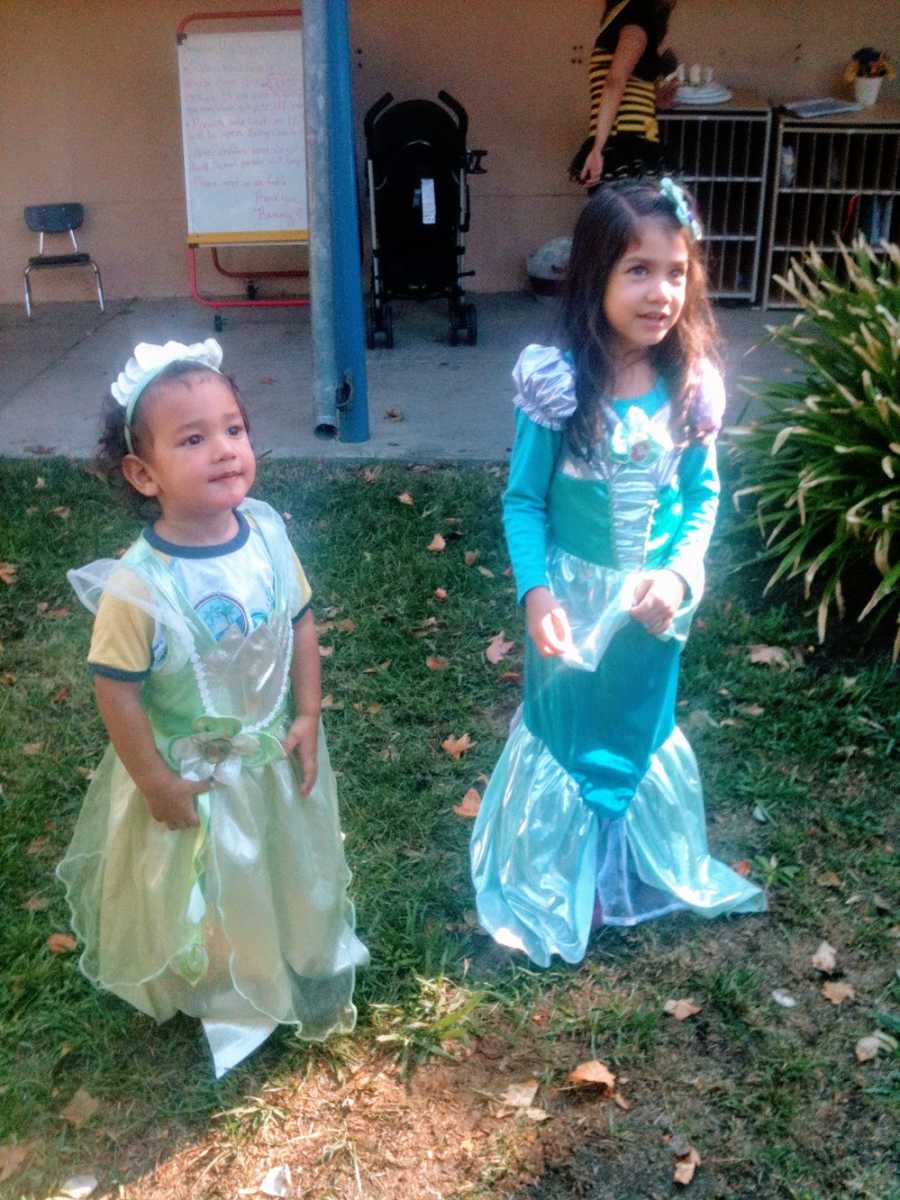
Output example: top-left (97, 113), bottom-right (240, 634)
top-left (674, 84), bottom-right (733, 106)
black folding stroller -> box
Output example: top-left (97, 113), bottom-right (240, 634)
top-left (364, 90), bottom-right (487, 348)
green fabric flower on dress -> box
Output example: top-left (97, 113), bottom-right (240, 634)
top-left (169, 716), bottom-right (282, 784)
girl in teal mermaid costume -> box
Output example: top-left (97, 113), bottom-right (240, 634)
top-left (471, 180), bottom-right (765, 967)
top-left (57, 339), bottom-right (367, 1075)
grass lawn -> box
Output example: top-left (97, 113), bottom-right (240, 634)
top-left (1, 455), bottom-right (898, 1200)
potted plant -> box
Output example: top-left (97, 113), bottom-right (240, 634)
top-left (843, 47), bottom-right (896, 107)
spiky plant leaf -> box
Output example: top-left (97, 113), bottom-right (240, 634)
top-left (735, 238), bottom-right (900, 658)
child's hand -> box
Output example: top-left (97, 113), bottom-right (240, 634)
top-left (526, 586), bottom-right (574, 657)
top-left (283, 714), bottom-right (319, 795)
top-left (629, 570), bottom-right (686, 636)
top-left (144, 774), bottom-right (206, 831)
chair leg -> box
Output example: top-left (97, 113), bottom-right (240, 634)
top-left (91, 262), bottom-right (105, 313)
top-left (24, 267), bottom-right (33, 318)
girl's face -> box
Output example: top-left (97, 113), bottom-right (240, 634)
top-left (127, 371), bottom-right (255, 525)
top-left (603, 219), bottom-right (689, 355)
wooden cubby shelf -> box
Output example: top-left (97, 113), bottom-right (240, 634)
top-left (659, 92), bottom-right (772, 303)
top-left (763, 103), bottom-right (900, 308)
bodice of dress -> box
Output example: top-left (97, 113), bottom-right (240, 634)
top-left (503, 345), bottom-right (724, 605)
top-left (68, 499), bottom-right (301, 774)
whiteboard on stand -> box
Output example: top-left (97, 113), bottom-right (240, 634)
top-left (177, 29), bottom-right (308, 244)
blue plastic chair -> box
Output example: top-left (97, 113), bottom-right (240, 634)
top-left (24, 203), bottom-right (105, 317)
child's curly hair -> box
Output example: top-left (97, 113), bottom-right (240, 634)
top-left (92, 361), bottom-right (250, 516)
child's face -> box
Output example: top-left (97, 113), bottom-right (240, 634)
top-left (603, 219), bottom-right (689, 354)
top-left (130, 371), bottom-right (255, 523)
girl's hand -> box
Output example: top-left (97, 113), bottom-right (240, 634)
top-left (144, 773), bottom-right (206, 831)
top-left (579, 144), bottom-right (605, 188)
top-left (283, 714), bottom-right (318, 795)
top-left (629, 570), bottom-right (686, 636)
top-left (526, 587), bottom-right (574, 657)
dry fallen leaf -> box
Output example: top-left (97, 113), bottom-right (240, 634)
top-left (747, 643), bottom-right (793, 669)
top-left (76, 767), bottom-right (95, 781)
top-left (500, 670), bottom-right (523, 684)
top-left (434, 587), bottom-right (448, 602)
top-left (26, 837), bottom-right (48, 855)
top-left (0, 563), bottom-right (17, 586)
top-left (50, 506), bottom-right (71, 521)
top-left (453, 788), bottom-right (482, 819)
top-left (525, 1107), bottom-right (550, 1122)
top-left (464, 550), bottom-right (479, 566)
top-left (811, 941), bottom-right (838, 974)
top-left (35, 476), bottom-right (46, 489)
top-left (485, 631), bottom-right (515, 665)
top-left (23, 740), bottom-right (44, 756)
top-left (1, 672), bottom-right (16, 686)
top-left (60, 1087), bottom-right (99, 1128)
top-left (441, 733), bottom-right (474, 760)
top-left (426, 655), bottom-right (450, 671)
top-left (817, 871), bottom-right (843, 889)
top-left (0, 1140), bottom-right (38, 1184)
top-left (822, 981), bottom-right (855, 1006)
top-left (730, 860), bottom-right (752, 877)
top-left (48, 933), bottom-right (77, 955)
top-left (673, 1146), bottom-right (702, 1186)
top-left (665, 998), bottom-right (702, 1021)
top-left (46, 607), bottom-right (70, 620)
top-left (736, 703), bottom-right (765, 717)
top-left (568, 1060), bottom-right (616, 1092)
top-left (361, 660), bottom-right (391, 674)
top-left (259, 1164), bottom-right (293, 1197)
top-left (59, 1173), bottom-right (99, 1199)
top-left (499, 1080), bottom-right (539, 1108)
top-left (24, 896), bottom-right (50, 912)
top-left (477, 566), bottom-right (495, 578)
top-left (771, 988), bottom-right (798, 1008)
top-left (612, 1091), bottom-right (631, 1111)
top-left (361, 466), bottom-right (382, 484)
top-left (321, 694), bottom-right (344, 711)
top-left (52, 686), bottom-right (70, 704)
top-left (854, 1033), bottom-right (899, 1063)
top-left (384, 407), bottom-right (404, 422)
top-left (318, 645), bottom-right (334, 658)
top-left (427, 533), bottom-right (446, 553)
top-left (397, 491), bottom-right (414, 506)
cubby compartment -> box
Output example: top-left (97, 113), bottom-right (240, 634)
top-left (763, 109), bottom-right (900, 308)
top-left (659, 99), bottom-right (771, 302)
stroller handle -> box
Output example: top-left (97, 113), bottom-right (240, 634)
top-left (437, 89), bottom-right (468, 140)
top-left (364, 92), bottom-right (395, 142)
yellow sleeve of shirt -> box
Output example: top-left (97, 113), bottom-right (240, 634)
top-left (88, 592), bottom-right (155, 680)
top-left (292, 548), bottom-right (312, 618)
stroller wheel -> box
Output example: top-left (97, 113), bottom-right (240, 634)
top-left (464, 303), bottom-right (478, 346)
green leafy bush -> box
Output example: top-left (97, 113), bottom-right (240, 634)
top-left (732, 238), bottom-right (900, 658)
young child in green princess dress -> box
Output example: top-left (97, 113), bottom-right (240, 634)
top-left (57, 338), bottom-right (367, 1076)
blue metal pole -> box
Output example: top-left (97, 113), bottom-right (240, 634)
top-left (326, 0), bottom-right (369, 442)
top-left (301, 0), bottom-right (369, 443)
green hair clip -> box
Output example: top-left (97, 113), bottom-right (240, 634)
top-left (659, 177), bottom-right (703, 241)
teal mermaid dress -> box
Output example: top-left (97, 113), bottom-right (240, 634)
top-left (57, 498), bottom-right (368, 1075)
top-left (471, 346), bottom-right (765, 967)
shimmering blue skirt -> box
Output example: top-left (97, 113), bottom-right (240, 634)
top-left (471, 548), bottom-right (765, 967)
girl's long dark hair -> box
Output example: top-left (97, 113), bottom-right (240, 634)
top-left (560, 178), bottom-right (718, 460)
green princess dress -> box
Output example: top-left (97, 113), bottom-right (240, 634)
top-left (471, 346), bottom-right (765, 967)
top-left (57, 497), bottom-right (368, 1075)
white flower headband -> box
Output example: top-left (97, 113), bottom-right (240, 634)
top-left (112, 338), bottom-right (224, 453)
top-left (659, 177), bottom-right (703, 241)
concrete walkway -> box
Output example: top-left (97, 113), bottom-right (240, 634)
top-left (0, 295), bottom-right (794, 461)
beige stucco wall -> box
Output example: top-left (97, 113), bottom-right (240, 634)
top-left (1, 1), bottom-right (897, 304)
